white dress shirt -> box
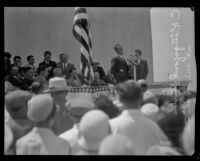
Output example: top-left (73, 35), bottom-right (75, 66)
top-left (110, 109), bottom-right (169, 155)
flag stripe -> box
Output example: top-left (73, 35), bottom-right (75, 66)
top-left (73, 7), bottom-right (94, 82)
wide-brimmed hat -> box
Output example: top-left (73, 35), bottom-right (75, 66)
top-left (43, 77), bottom-right (68, 93)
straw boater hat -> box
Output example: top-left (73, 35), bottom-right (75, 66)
top-left (44, 77), bottom-right (69, 93)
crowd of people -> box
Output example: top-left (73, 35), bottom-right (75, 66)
top-left (4, 73), bottom-right (195, 155)
top-left (4, 47), bottom-right (195, 155)
top-left (5, 51), bottom-right (117, 93)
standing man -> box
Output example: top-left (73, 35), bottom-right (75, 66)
top-left (57, 53), bottom-right (75, 80)
top-left (38, 51), bottom-right (57, 81)
top-left (134, 49), bottom-right (148, 81)
top-left (111, 44), bottom-right (129, 83)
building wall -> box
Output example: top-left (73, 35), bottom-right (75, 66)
top-left (4, 7), bottom-right (153, 82)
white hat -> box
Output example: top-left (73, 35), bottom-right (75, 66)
top-left (141, 103), bottom-right (159, 116)
top-left (44, 77), bottom-right (68, 93)
top-left (78, 110), bottom-right (110, 151)
top-left (4, 124), bottom-right (13, 154)
top-left (142, 90), bottom-right (158, 106)
top-left (27, 94), bottom-right (54, 123)
top-left (98, 134), bottom-right (136, 155)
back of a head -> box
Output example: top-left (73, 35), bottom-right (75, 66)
top-left (30, 81), bottom-right (44, 94)
top-left (142, 90), bottom-right (158, 106)
top-left (5, 90), bottom-right (32, 119)
top-left (181, 116), bottom-right (195, 155)
top-left (98, 134), bottom-right (136, 155)
top-left (78, 110), bottom-right (110, 151)
top-left (117, 80), bottom-right (142, 107)
top-left (155, 107), bottom-right (186, 148)
top-left (94, 95), bottom-right (119, 119)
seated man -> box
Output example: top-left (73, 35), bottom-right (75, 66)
top-left (91, 61), bottom-right (106, 81)
top-left (91, 71), bottom-right (107, 87)
top-left (6, 65), bottom-right (21, 88)
top-left (20, 67), bottom-right (35, 91)
top-left (67, 68), bottom-right (82, 87)
top-left (34, 66), bottom-right (49, 90)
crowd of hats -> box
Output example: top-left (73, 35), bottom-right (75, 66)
top-left (4, 77), bottom-right (195, 155)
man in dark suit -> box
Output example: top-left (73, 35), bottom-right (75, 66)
top-left (6, 65), bottom-right (21, 88)
top-left (134, 49), bottom-right (148, 81)
top-left (20, 67), bottom-right (35, 91)
top-left (38, 51), bottom-right (57, 80)
top-left (111, 44), bottom-right (129, 83)
top-left (57, 53), bottom-right (75, 80)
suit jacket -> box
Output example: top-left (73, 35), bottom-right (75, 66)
top-left (7, 75), bottom-right (21, 88)
top-left (20, 77), bottom-right (34, 90)
top-left (111, 56), bottom-right (129, 83)
top-left (127, 59), bottom-right (148, 81)
top-left (57, 62), bottom-right (75, 80)
top-left (39, 60), bottom-right (57, 80)
top-left (16, 127), bottom-right (71, 155)
top-left (135, 59), bottom-right (148, 81)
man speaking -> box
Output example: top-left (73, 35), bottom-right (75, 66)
top-left (111, 44), bottom-right (129, 83)
top-left (133, 49), bottom-right (148, 81)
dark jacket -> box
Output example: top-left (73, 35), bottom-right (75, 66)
top-left (111, 56), bottom-right (129, 83)
top-left (135, 59), bottom-right (148, 81)
top-left (7, 75), bottom-right (21, 88)
top-left (20, 77), bottom-right (34, 91)
top-left (39, 60), bottom-right (57, 80)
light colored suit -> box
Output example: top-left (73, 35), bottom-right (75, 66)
top-left (110, 109), bottom-right (169, 155)
top-left (16, 127), bottom-right (71, 155)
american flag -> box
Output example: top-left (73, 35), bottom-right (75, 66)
top-left (73, 7), bottom-right (94, 84)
